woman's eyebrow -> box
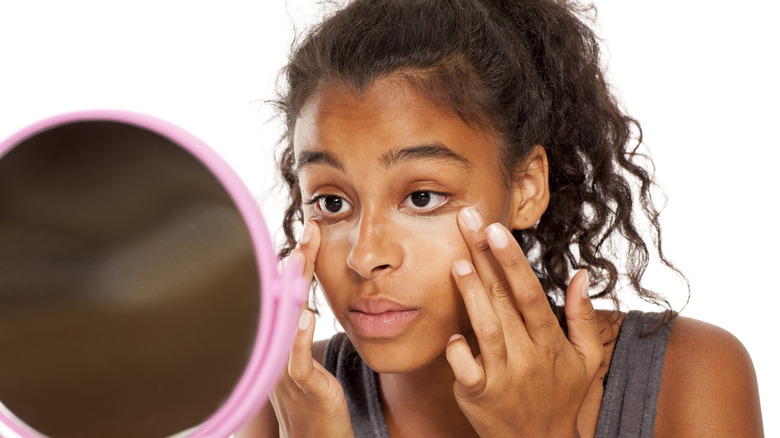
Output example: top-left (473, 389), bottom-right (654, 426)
top-left (381, 143), bottom-right (472, 170)
top-left (296, 150), bottom-right (345, 173)
top-left (295, 142), bottom-right (472, 173)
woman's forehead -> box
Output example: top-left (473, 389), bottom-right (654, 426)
top-left (292, 78), bottom-right (501, 167)
top-left (295, 79), bottom-right (432, 134)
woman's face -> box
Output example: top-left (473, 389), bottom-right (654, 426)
top-left (294, 78), bottom-right (512, 373)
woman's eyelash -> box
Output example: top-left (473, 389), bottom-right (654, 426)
top-left (304, 190), bottom-right (452, 219)
top-left (405, 208), bottom-right (442, 218)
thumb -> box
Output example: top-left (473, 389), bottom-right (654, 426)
top-left (564, 270), bottom-right (604, 375)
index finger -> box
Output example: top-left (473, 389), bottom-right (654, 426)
top-left (458, 206), bottom-right (558, 339)
top-left (457, 207), bottom-right (523, 325)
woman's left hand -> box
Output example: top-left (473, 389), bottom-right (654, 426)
top-left (445, 207), bottom-right (604, 438)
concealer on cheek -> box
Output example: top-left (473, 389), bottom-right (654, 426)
top-left (393, 211), bottom-right (472, 266)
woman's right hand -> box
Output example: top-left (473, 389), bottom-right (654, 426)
top-left (268, 220), bottom-right (355, 438)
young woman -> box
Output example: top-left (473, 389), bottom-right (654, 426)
top-left (239, 0), bottom-right (763, 436)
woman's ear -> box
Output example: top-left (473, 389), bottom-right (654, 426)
top-left (509, 145), bottom-right (550, 230)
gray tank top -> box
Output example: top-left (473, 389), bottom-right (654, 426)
top-left (323, 311), bottom-right (672, 437)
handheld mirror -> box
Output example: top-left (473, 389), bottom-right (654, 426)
top-left (0, 111), bottom-right (307, 438)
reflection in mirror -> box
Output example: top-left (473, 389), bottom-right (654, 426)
top-left (0, 121), bottom-right (260, 438)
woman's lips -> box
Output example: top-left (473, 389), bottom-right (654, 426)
top-left (347, 298), bottom-right (420, 338)
top-left (347, 309), bottom-right (420, 338)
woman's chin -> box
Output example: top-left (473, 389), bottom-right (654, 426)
top-left (347, 332), bottom-right (446, 374)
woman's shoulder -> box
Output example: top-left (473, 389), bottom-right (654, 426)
top-left (655, 315), bottom-right (763, 436)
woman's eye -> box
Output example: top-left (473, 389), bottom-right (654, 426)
top-left (402, 191), bottom-right (448, 211)
top-left (315, 195), bottom-right (352, 215)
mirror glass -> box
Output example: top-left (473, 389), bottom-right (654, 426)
top-left (0, 120), bottom-right (260, 438)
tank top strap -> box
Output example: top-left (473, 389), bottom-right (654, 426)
top-left (323, 333), bottom-right (390, 438)
top-left (595, 311), bottom-right (673, 438)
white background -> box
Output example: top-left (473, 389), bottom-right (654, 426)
top-left (0, 0), bottom-right (777, 436)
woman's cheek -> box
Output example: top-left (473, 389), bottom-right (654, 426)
top-left (403, 216), bottom-right (474, 333)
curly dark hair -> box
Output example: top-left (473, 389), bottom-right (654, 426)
top-left (274, 0), bottom-right (686, 327)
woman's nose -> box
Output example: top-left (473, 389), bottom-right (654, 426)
top-left (346, 211), bottom-right (403, 279)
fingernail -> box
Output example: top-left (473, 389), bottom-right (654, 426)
top-left (300, 221), bottom-right (313, 244)
top-left (448, 334), bottom-right (464, 343)
top-left (453, 259), bottom-right (472, 276)
top-left (580, 270), bottom-right (590, 299)
top-left (298, 309), bottom-right (313, 330)
top-left (460, 207), bottom-right (483, 231)
top-left (486, 223), bottom-right (508, 249)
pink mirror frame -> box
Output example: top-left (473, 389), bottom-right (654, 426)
top-left (0, 111), bottom-right (308, 438)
